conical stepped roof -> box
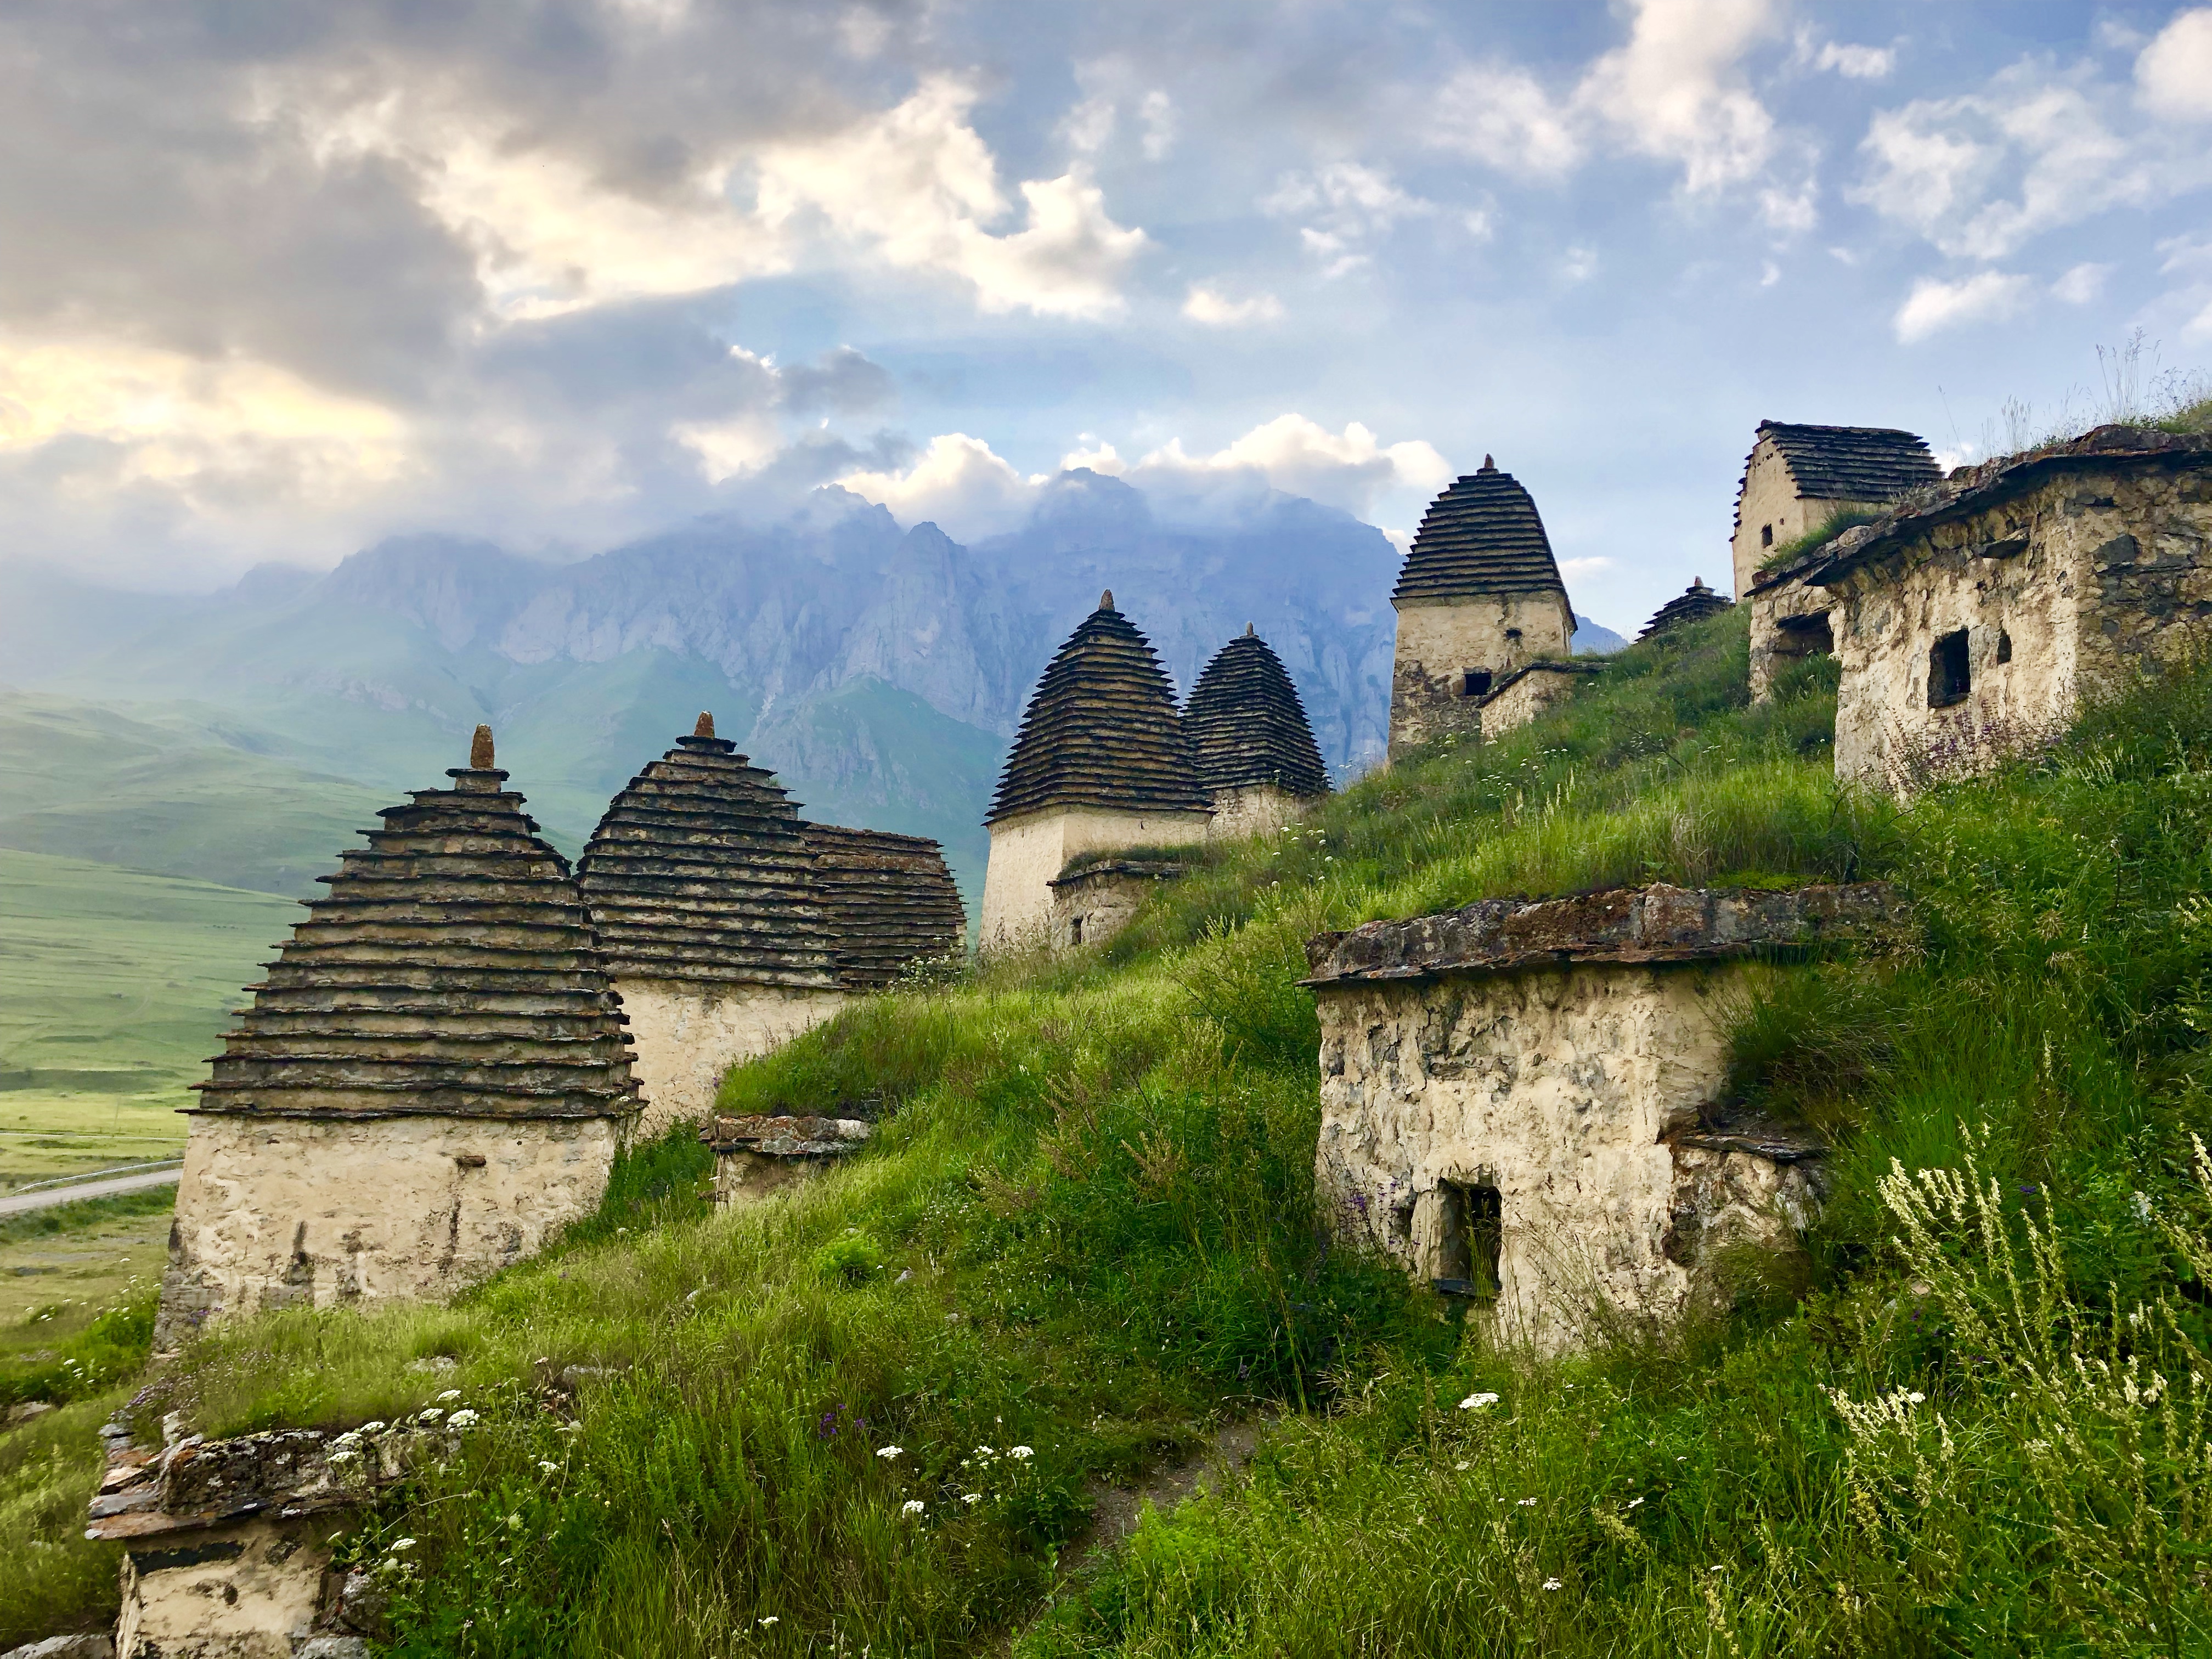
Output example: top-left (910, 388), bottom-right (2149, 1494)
top-left (1639, 578), bottom-right (1734, 641)
top-left (987, 593), bottom-right (1211, 824)
top-left (1392, 457), bottom-right (1566, 605)
top-left (194, 727), bottom-right (637, 1120)
top-left (802, 824), bottom-right (966, 989)
top-left (577, 714), bottom-right (841, 990)
top-left (1183, 627), bottom-right (1330, 799)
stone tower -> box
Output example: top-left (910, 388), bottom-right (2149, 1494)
top-left (980, 592), bottom-right (1212, 952)
top-left (1184, 624), bottom-right (1330, 838)
top-left (577, 714), bottom-right (845, 1137)
top-left (158, 727), bottom-right (638, 1347)
top-left (1638, 578), bottom-right (1734, 642)
top-left (1730, 421), bottom-right (1940, 600)
top-left (801, 822), bottom-right (968, 986)
top-left (1388, 458), bottom-right (1573, 759)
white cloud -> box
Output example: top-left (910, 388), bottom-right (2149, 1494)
top-left (1559, 556), bottom-right (1616, 579)
top-left (1562, 246), bottom-right (1599, 283)
top-left (841, 415), bottom-right (1451, 538)
top-left (836, 433), bottom-right (1042, 539)
top-left (1432, 63), bottom-right (1583, 177)
top-left (1182, 285), bottom-right (1285, 326)
top-left (1129, 414), bottom-right (1451, 517)
top-left (1813, 41), bottom-right (1895, 80)
top-left (287, 72), bottom-right (1147, 323)
top-left (1431, 0), bottom-right (1805, 223)
top-left (2137, 9), bottom-right (2212, 120)
top-left (1138, 91), bottom-right (1177, 161)
top-left (1265, 163), bottom-right (1443, 276)
top-left (2052, 261), bottom-right (2114, 303)
top-left (2159, 235), bottom-right (2212, 340)
top-left (1893, 270), bottom-right (2034, 342)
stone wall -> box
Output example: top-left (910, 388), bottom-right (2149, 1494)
top-left (1205, 783), bottom-right (1308, 842)
top-left (1475, 661), bottom-right (1603, 739)
top-left (703, 1113), bottom-right (870, 1205)
top-left (1731, 437), bottom-right (1826, 600)
top-left (614, 977), bottom-right (846, 1137)
top-left (979, 805), bottom-right (1210, 952)
top-left (1046, 860), bottom-right (1184, 950)
top-left (1824, 449), bottom-right (2212, 793)
top-left (1747, 554), bottom-right (1836, 703)
top-left (1389, 592), bottom-right (1572, 759)
top-left (1305, 882), bottom-right (1900, 1351)
top-left (157, 1114), bottom-right (622, 1348)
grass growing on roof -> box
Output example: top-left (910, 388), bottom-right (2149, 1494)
top-left (22, 604), bottom-right (2212, 1654)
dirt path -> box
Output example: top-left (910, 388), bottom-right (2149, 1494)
top-left (1078, 1413), bottom-right (1276, 1559)
top-left (0, 1168), bottom-right (178, 1217)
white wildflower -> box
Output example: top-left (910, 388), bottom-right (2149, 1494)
top-left (1628, 1497), bottom-right (1645, 1509)
top-left (1542, 1578), bottom-right (1562, 1592)
top-left (1518, 1497), bottom-right (1537, 1506)
top-left (876, 1446), bottom-right (903, 1460)
top-left (1009, 1446), bottom-right (1034, 1460)
top-left (2133, 1190), bottom-right (2155, 1221)
top-left (1906, 1392), bottom-right (1926, 1405)
top-left (506, 1513), bottom-right (524, 1528)
top-left (436, 1390), bottom-right (462, 1403)
top-left (391, 1538), bottom-right (416, 1552)
top-left (538, 1460), bottom-right (559, 1474)
top-left (973, 1445), bottom-right (995, 1458)
top-left (901, 1500), bottom-right (925, 1516)
top-left (962, 1492), bottom-right (983, 1504)
top-left (360, 1421), bottom-right (387, 1435)
top-left (417, 1409), bottom-right (443, 1424)
top-left (758, 1616), bottom-right (779, 1627)
top-left (1459, 1392), bottom-right (1500, 1410)
top-left (448, 1409), bottom-right (481, 1429)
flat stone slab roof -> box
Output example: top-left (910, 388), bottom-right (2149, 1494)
top-left (1302, 881), bottom-right (1906, 986)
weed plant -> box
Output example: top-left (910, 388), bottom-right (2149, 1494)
top-left (13, 607), bottom-right (2212, 1652)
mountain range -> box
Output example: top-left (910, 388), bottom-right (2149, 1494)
top-left (0, 473), bottom-right (1625, 907)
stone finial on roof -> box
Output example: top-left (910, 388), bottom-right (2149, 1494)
top-left (577, 726), bottom-right (841, 990)
top-left (694, 711), bottom-right (715, 738)
top-left (802, 823), bottom-right (966, 988)
top-left (1392, 459), bottom-right (1566, 605)
top-left (1100, 588), bottom-right (1114, 610)
top-left (469, 724), bottom-right (495, 770)
top-left (1638, 578), bottom-right (1736, 641)
top-left (1184, 628), bottom-right (1330, 800)
top-left (988, 601), bottom-right (1210, 824)
top-left (193, 757), bottom-right (636, 1120)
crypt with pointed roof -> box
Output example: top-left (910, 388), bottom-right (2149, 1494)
top-left (1185, 623), bottom-right (1331, 839)
top-left (1389, 458), bottom-right (1577, 759)
top-left (980, 592), bottom-right (1213, 953)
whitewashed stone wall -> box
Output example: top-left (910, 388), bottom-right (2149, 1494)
top-left (1390, 592), bottom-right (1572, 758)
top-left (157, 1114), bottom-right (622, 1348)
top-left (980, 805), bottom-right (1210, 953)
top-left (614, 977), bottom-right (846, 1137)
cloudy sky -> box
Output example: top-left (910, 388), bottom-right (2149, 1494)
top-left (3, 0), bottom-right (2210, 631)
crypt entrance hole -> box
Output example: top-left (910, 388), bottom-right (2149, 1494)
top-left (1434, 1180), bottom-right (1502, 1302)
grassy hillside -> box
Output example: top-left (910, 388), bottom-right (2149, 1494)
top-left (11, 611), bottom-right (2212, 1654)
top-left (0, 849), bottom-right (300, 1187)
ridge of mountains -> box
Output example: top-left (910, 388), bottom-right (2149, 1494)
top-left (0, 472), bottom-right (1624, 907)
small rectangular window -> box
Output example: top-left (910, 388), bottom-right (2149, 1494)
top-left (1460, 669), bottom-right (1493, 697)
top-left (1928, 629), bottom-right (1971, 708)
top-left (1996, 629), bottom-right (2013, 664)
top-left (1434, 1181), bottom-right (1503, 1301)
top-left (1760, 523), bottom-right (1774, 548)
top-left (1069, 915), bottom-right (1084, 946)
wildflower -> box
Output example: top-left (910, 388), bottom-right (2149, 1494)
top-left (437, 1390), bottom-right (462, 1403)
top-left (2132, 1190), bottom-right (2154, 1221)
top-left (1517, 1497), bottom-right (1537, 1506)
top-left (1454, 1461), bottom-right (1469, 1471)
top-left (391, 1538), bottom-right (416, 1552)
top-left (758, 1616), bottom-right (779, 1627)
top-left (876, 1446), bottom-right (903, 1460)
top-left (901, 1500), bottom-right (925, 1516)
top-left (538, 1460), bottom-right (559, 1474)
top-left (417, 1408), bottom-right (443, 1424)
top-left (1628, 1497), bottom-right (1644, 1509)
top-left (448, 1409), bottom-right (481, 1429)
top-left (1459, 1392), bottom-right (1500, 1410)
top-left (1009, 1446), bottom-right (1034, 1460)
top-left (1542, 1578), bottom-right (1562, 1592)
top-left (1675, 1456), bottom-right (1688, 1463)
top-left (360, 1421), bottom-right (387, 1435)
top-left (972, 1445), bottom-right (995, 1458)
top-left (962, 1493), bottom-right (983, 1505)
top-left (507, 1513), bottom-right (524, 1529)
top-left (1906, 1392), bottom-right (1926, 1405)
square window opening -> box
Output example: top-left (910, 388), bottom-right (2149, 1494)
top-left (1460, 669), bottom-right (1493, 698)
top-left (1760, 523), bottom-right (1774, 548)
top-left (1434, 1181), bottom-right (1503, 1302)
top-left (1928, 629), bottom-right (1972, 708)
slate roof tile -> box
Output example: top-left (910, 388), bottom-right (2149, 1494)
top-left (1392, 459), bottom-right (1566, 605)
top-left (1183, 627), bottom-right (1330, 800)
top-left (1638, 578), bottom-right (1734, 641)
top-left (802, 824), bottom-right (966, 989)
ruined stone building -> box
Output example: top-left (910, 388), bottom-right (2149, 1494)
top-left (1388, 458), bottom-right (1592, 758)
top-left (1730, 421), bottom-right (1941, 601)
top-left (1638, 578), bottom-right (1733, 642)
top-left (1183, 623), bottom-right (1331, 838)
top-left (577, 715), bottom-right (965, 1137)
top-left (1304, 882), bottom-right (1903, 1352)
top-left (1754, 426), bottom-right (2212, 793)
top-left (158, 728), bottom-right (638, 1347)
top-left (980, 592), bottom-right (1212, 952)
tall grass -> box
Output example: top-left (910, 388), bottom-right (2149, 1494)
top-left (30, 607), bottom-right (2212, 1654)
